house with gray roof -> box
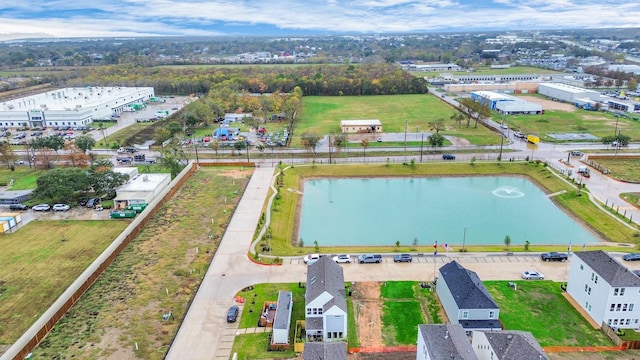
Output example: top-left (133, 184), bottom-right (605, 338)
top-left (417, 324), bottom-right (478, 360)
top-left (436, 261), bottom-right (501, 332)
top-left (472, 330), bottom-right (548, 360)
top-left (270, 290), bottom-right (293, 349)
top-left (303, 341), bottom-right (347, 360)
top-left (305, 256), bottom-right (347, 342)
top-left (567, 250), bottom-right (640, 329)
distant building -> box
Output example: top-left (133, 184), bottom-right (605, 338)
top-left (566, 250), bottom-right (640, 329)
top-left (470, 91), bottom-right (542, 115)
top-left (416, 324), bottom-right (478, 360)
top-left (340, 119), bottom-right (382, 133)
top-left (436, 261), bottom-right (501, 332)
top-left (471, 330), bottom-right (548, 360)
top-left (224, 113), bottom-right (252, 123)
top-left (406, 63), bottom-right (462, 72)
top-left (537, 83), bottom-right (601, 105)
top-left (0, 87), bottom-right (155, 129)
top-left (0, 190), bottom-right (32, 205)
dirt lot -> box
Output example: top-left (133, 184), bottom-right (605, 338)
top-left (519, 95), bottom-right (577, 112)
top-left (351, 282), bottom-right (384, 348)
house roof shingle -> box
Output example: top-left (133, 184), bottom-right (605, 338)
top-left (306, 256), bottom-right (346, 312)
top-left (574, 251), bottom-right (640, 287)
top-left (418, 324), bottom-right (479, 360)
top-left (439, 260), bottom-right (499, 310)
top-left (303, 341), bottom-right (347, 360)
top-left (481, 330), bottom-right (548, 360)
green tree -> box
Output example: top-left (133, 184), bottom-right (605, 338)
top-left (301, 132), bottom-right (321, 154)
top-left (32, 168), bottom-right (92, 203)
top-left (427, 133), bottom-right (445, 147)
top-left (360, 138), bottom-right (370, 162)
top-left (159, 142), bottom-right (188, 178)
top-left (0, 141), bottom-right (18, 168)
top-left (504, 235), bottom-right (511, 249)
top-left (74, 135), bottom-right (96, 153)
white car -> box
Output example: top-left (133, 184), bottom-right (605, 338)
top-left (332, 254), bottom-right (352, 263)
top-left (521, 271), bottom-right (545, 280)
top-left (53, 203), bottom-right (70, 211)
top-left (303, 254), bottom-right (321, 265)
top-left (32, 204), bottom-right (51, 211)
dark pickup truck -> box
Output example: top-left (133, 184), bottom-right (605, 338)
top-left (541, 252), bottom-right (568, 262)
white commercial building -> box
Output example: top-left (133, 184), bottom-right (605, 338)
top-left (0, 86), bottom-right (155, 129)
top-left (113, 172), bottom-right (171, 209)
top-left (537, 83), bottom-right (601, 104)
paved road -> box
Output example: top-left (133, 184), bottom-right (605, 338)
top-left (165, 163), bottom-right (640, 359)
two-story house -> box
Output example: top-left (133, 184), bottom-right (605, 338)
top-left (305, 256), bottom-right (347, 341)
top-left (471, 330), bottom-right (548, 360)
top-left (567, 250), bottom-right (640, 329)
top-left (416, 324), bottom-right (478, 360)
top-left (436, 261), bottom-right (501, 332)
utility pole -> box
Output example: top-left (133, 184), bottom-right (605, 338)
top-left (404, 119), bottom-right (408, 163)
top-left (328, 134), bottom-right (332, 164)
top-left (498, 134), bottom-right (504, 162)
top-left (420, 132), bottom-right (424, 162)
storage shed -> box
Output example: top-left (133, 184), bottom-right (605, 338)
top-left (271, 290), bottom-right (293, 350)
top-left (340, 119), bottom-right (382, 133)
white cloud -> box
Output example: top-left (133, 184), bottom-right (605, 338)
top-left (1, 0), bottom-right (639, 39)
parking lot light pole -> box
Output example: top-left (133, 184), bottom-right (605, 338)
top-left (420, 132), bottom-right (424, 162)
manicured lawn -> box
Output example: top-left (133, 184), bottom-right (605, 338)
top-left (382, 301), bottom-right (424, 345)
top-left (587, 158), bottom-right (640, 183)
top-left (296, 95), bottom-right (502, 146)
top-left (485, 280), bottom-right (613, 346)
top-left (0, 220), bottom-right (128, 343)
top-left (231, 332), bottom-right (281, 360)
top-left (96, 122), bottom-right (154, 148)
top-left (381, 281), bottom-right (415, 299)
top-left (236, 283), bottom-right (305, 329)
top-left (0, 167), bottom-right (41, 189)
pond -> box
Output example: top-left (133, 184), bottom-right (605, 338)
top-left (298, 176), bottom-right (599, 247)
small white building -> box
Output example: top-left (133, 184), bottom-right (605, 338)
top-left (0, 87), bottom-right (155, 128)
top-left (271, 290), bottom-right (293, 348)
top-left (224, 113), bottom-right (252, 123)
top-left (566, 250), bottom-right (640, 329)
top-left (113, 173), bottom-right (171, 209)
top-left (339, 119), bottom-right (382, 134)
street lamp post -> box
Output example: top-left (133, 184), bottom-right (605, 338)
top-left (420, 132), bottom-right (424, 162)
top-left (462, 227), bottom-right (467, 252)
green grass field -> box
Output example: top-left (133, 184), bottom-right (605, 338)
top-left (0, 167), bottom-right (41, 189)
top-left (0, 220), bottom-right (128, 343)
top-left (587, 158), bottom-right (640, 183)
top-left (296, 95), bottom-right (502, 146)
top-left (485, 280), bottom-right (612, 346)
top-left (503, 110), bottom-right (640, 143)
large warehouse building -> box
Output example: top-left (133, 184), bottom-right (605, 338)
top-left (470, 91), bottom-right (543, 115)
top-left (537, 83), bottom-right (601, 106)
top-left (0, 86), bottom-right (155, 129)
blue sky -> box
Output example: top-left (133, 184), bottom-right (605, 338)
top-left (1, 0), bottom-right (640, 40)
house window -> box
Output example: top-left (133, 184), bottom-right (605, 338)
top-left (462, 311), bottom-right (469, 319)
top-left (630, 304), bottom-right (635, 311)
top-left (614, 288), bottom-right (620, 296)
top-left (580, 264), bottom-right (584, 270)
top-left (626, 319), bottom-right (631, 325)
top-left (611, 304), bottom-right (616, 312)
top-left (307, 308), bottom-right (311, 315)
top-left (588, 287), bottom-right (591, 295)
top-left (614, 319), bottom-right (619, 325)
top-left (608, 319), bottom-right (612, 325)
top-left (318, 308), bottom-right (323, 315)
top-left (624, 304), bottom-right (628, 312)
top-left (489, 311), bottom-right (495, 319)
top-left (585, 284), bottom-right (589, 293)
top-left (621, 288), bottom-right (626, 296)
top-left (594, 276), bottom-right (598, 284)
top-left (591, 273), bottom-right (594, 281)
top-left (617, 304), bottom-right (622, 312)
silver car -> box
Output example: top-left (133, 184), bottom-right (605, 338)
top-left (32, 204), bottom-right (51, 211)
top-left (521, 271), bottom-right (544, 280)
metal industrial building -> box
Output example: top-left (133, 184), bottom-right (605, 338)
top-left (0, 86), bottom-right (155, 128)
top-left (470, 91), bottom-right (542, 115)
top-left (537, 83), bottom-right (602, 106)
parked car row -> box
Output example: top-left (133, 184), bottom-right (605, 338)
top-left (31, 203), bottom-right (71, 211)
